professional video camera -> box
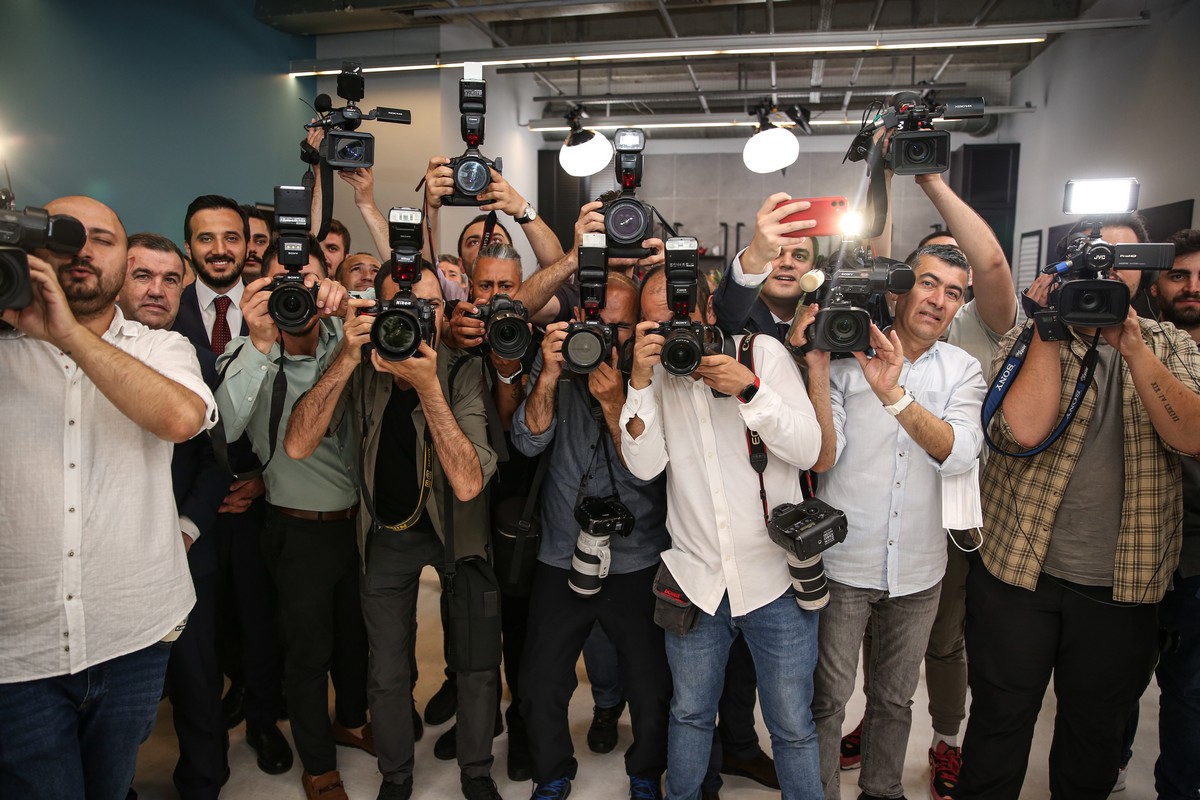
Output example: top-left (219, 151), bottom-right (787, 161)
top-left (654, 237), bottom-right (730, 375)
top-left (601, 128), bottom-right (667, 259)
top-left (810, 238), bottom-right (915, 353)
top-left (265, 185), bottom-right (321, 334)
top-left (0, 187), bottom-right (86, 310)
top-left (363, 207), bottom-right (437, 361)
top-left (303, 62), bottom-right (412, 171)
top-left (465, 294), bottom-right (531, 361)
top-left (845, 92), bottom-right (984, 175)
top-left (1032, 179), bottom-right (1174, 334)
top-left (568, 495), bottom-right (635, 596)
top-left (767, 498), bottom-right (848, 611)
top-left (562, 233), bottom-right (617, 374)
top-left (443, 63), bottom-right (503, 207)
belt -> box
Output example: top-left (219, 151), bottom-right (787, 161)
top-left (268, 503), bottom-right (359, 522)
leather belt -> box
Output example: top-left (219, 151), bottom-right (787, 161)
top-left (268, 503), bottom-right (359, 522)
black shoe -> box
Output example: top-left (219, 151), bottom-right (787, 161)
top-left (412, 700), bottom-right (424, 743)
top-left (222, 681), bottom-right (245, 730)
top-left (425, 677), bottom-right (458, 725)
top-left (720, 749), bottom-right (779, 790)
top-left (587, 700), bottom-right (625, 754)
top-left (377, 777), bottom-right (413, 800)
top-left (506, 710), bottom-right (532, 783)
top-left (857, 794), bottom-right (908, 800)
top-left (462, 775), bottom-right (503, 800)
top-left (245, 723), bottom-right (293, 775)
top-left (434, 724), bottom-right (458, 761)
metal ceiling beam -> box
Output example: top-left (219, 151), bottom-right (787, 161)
top-left (533, 83), bottom-right (967, 104)
top-left (413, 0), bottom-right (653, 17)
top-left (441, 0), bottom-right (568, 96)
top-left (654, 0), bottom-right (710, 113)
top-left (288, 16), bottom-right (1151, 75)
top-left (810, 0), bottom-right (837, 103)
top-left (931, 0), bottom-right (1006, 83)
top-left (842, 0), bottom-right (889, 112)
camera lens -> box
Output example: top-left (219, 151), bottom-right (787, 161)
top-left (563, 327), bottom-right (605, 373)
top-left (903, 140), bottom-right (932, 164)
top-left (787, 553), bottom-right (830, 611)
top-left (604, 198), bottom-right (649, 244)
top-left (372, 309), bottom-right (420, 360)
top-left (662, 331), bottom-right (703, 376)
top-left (455, 159), bottom-right (491, 195)
top-left (268, 282), bottom-right (317, 333)
top-left (488, 313), bottom-right (531, 361)
top-left (336, 139), bottom-right (366, 163)
top-left (568, 532), bottom-right (611, 596)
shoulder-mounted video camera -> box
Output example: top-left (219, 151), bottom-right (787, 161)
top-left (267, 185), bottom-right (320, 334)
top-left (0, 186), bottom-right (86, 310)
top-left (654, 237), bottom-right (731, 375)
top-left (302, 62), bottom-right (412, 171)
top-left (845, 93), bottom-right (984, 176)
top-left (362, 208), bottom-right (438, 361)
top-left (563, 233), bottom-right (617, 374)
top-left (443, 64), bottom-right (503, 207)
top-left (809, 237), bottom-right (914, 353)
top-left (601, 128), bottom-right (667, 259)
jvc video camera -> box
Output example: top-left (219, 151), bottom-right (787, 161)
top-left (811, 238), bottom-right (914, 353)
top-left (654, 237), bottom-right (730, 375)
top-left (267, 185), bottom-right (320, 334)
top-left (1033, 179), bottom-right (1174, 336)
top-left (568, 495), bottom-right (635, 597)
top-left (845, 92), bottom-right (984, 175)
top-left (563, 233), bottom-right (616, 374)
top-left (363, 208), bottom-right (437, 361)
top-left (444, 64), bottom-right (503, 207)
top-left (0, 191), bottom-right (86, 310)
top-left (602, 128), bottom-right (658, 259)
top-left (303, 62), bottom-right (412, 171)
top-left (465, 294), bottom-right (530, 361)
top-left (767, 498), bottom-right (848, 612)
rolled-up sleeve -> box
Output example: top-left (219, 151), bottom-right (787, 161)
top-left (932, 357), bottom-right (986, 477)
top-left (151, 330), bottom-right (218, 435)
top-left (214, 338), bottom-right (277, 442)
top-left (619, 379), bottom-right (668, 480)
top-left (737, 336), bottom-right (821, 470)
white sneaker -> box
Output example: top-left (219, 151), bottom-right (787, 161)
top-left (1110, 766), bottom-right (1128, 794)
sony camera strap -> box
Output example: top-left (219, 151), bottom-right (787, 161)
top-left (210, 341), bottom-right (289, 481)
top-left (981, 322), bottom-right (1101, 457)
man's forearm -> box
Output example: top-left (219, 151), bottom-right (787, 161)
top-left (600, 401), bottom-right (625, 464)
top-left (523, 374), bottom-right (557, 436)
top-left (869, 171), bottom-right (894, 259)
top-left (1001, 336), bottom-right (1064, 447)
top-left (806, 369), bottom-right (838, 472)
top-left (522, 218), bottom-right (565, 268)
top-left (1125, 345), bottom-right (1200, 454)
top-left (63, 327), bottom-right (206, 442)
top-left (284, 353), bottom-right (355, 459)
top-left (359, 202), bottom-right (391, 262)
top-left (419, 388), bottom-right (484, 500)
top-left (516, 251), bottom-right (576, 320)
top-left (492, 371), bottom-right (526, 431)
top-left (894, 401), bottom-right (955, 463)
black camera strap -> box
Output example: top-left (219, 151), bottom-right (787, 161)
top-left (210, 341), bottom-right (289, 481)
top-left (981, 321), bottom-right (1101, 457)
top-left (569, 381), bottom-right (624, 511)
top-left (736, 334), bottom-right (772, 524)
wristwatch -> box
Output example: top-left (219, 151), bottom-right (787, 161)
top-left (496, 366), bottom-right (523, 385)
top-left (737, 378), bottom-right (761, 404)
top-left (515, 204), bottom-right (537, 225)
top-left (883, 388), bottom-right (914, 416)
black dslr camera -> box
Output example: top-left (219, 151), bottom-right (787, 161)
top-left (845, 93), bottom-right (984, 176)
top-left (303, 62), bottom-right (412, 171)
top-left (568, 495), bottom-right (635, 597)
top-left (1032, 179), bottom-right (1174, 336)
top-left (0, 188), bottom-right (86, 310)
top-left (465, 294), bottom-right (530, 361)
top-left (563, 233), bottom-right (616, 374)
top-left (654, 237), bottom-right (730, 375)
top-left (767, 498), bottom-right (848, 611)
top-left (267, 185), bottom-right (320, 334)
top-left (602, 128), bottom-right (659, 259)
top-left (363, 208), bottom-right (437, 361)
top-left (810, 238), bottom-right (914, 353)
top-left (444, 64), bottom-right (503, 207)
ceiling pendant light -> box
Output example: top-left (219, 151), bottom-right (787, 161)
top-left (742, 100), bottom-right (811, 174)
top-left (558, 108), bottom-right (614, 177)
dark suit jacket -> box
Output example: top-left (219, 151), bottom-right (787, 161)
top-left (171, 347), bottom-right (227, 578)
top-left (712, 260), bottom-right (786, 342)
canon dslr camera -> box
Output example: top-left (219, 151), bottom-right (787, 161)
top-left (568, 495), bottom-right (635, 597)
top-left (601, 128), bottom-right (660, 259)
top-left (465, 294), bottom-right (531, 361)
top-left (811, 238), bottom-right (914, 353)
top-left (767, 498), bottom-right (848, 611)
top-left (363, 208), bottom-right (438, 361)
top-left (654, 237), bottom-right (730, 375)
top-left (444, 64), bottom-right (503, 206)
top-left (0, 192), bottom-right (86, 310)
top-left (267, 185), bottom-right (321, 333)
top-left (562, 233), bottom-right (616, 374)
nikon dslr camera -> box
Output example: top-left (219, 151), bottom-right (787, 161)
top-left (267, 185), bottom-right (321, 333)
top-left (465, 294), bottom-right (531, 361)
top-left (601, 128), bottom-right (658, 260)
top-left (362, 208), bottom-right (437, 361)
top-left (654, 237), bottom-right (730, 375)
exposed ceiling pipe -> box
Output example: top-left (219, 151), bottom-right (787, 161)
top-left (532, 82), bottom-right (967, 104)
top-left (842, 0), bottom-right (888, 113)
top-left (766, 0), bottom-right (778, 105)
top-left (810, 0), bottom-right (836, 104)
top-left (932, 0), bottom-right (1005, 83)
top-left (655, 0), bottom-right (711, 112)
top-left (444, 0), bottom-right (567, 96)
top-left (414, 0), bottom-right (653, 17)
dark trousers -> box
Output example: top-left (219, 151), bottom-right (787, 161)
top-left (261, 508), bottom-right (369, 775)
top-left (1156, 573), bottom-right (1200, 800)
top-left (959, 560), bottom-right (1158, 800)
top-left (167, 569), bottom-right (228, 799)
top-left (214, 498), bottom-right (282, 728)
top-left (520, 562), bottom-right (671, 783)
top-left (361, 526), bottom-right (496, 783)
top-left (501, 590), bottom-right (531, 725)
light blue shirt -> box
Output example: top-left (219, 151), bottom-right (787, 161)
top-left (818, 341), bottom-right (985, 596)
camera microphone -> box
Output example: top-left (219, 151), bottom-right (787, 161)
top-left (799, 270), bottom-right (825, 294)
top-left (314, 93), bottom-right (333, 114)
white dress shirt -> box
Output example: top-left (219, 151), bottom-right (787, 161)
top-left (0, 309), bottom-right (217, 682)
top-left (620, 334), bottom-right (822, 616)
top-left (818, 341), bottom-right (985, 597)
top-left (194, 278), bottom-right (245, 341)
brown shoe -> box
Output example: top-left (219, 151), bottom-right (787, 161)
top-left (333, 721), bottom-right (377, 756)
top-left (303, 770), bottom-right (349, 800)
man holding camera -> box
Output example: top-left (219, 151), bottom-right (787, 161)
top-left (621, 265), bottom-right (825, 800)
top-left (213, 237), bottom-right (368, 800)
top-left (284, 262), bottom-right (502, 800)
top-left (957, 232), bottom-right (1200, 798)
top-left (511, 270), bottom-right (672, 800)
top-left (0, 195), bottom-right (216, 799)
top-left (808, 244), bottom-right (985, 800)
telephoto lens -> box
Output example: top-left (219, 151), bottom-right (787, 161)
top-left (568, 532), bottom-right (612, 596)
top-left (787, 553), bottom-right (831, 611)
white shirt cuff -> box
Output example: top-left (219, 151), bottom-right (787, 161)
top-left (731, 250), bottom-right (774, 288)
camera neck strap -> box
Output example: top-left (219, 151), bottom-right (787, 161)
top-left (736, 334), bottom-right (772, 525)
top-left (210, 341), bottom-right (289, 481)
top-left (981, 322), bottom-right (1101, 457)
top-left (357, 370), bottom-right (436, 532)
top-left (569, 380), bottom-right (623, 510)
top-left (863, 137), bottom-right (890, 241)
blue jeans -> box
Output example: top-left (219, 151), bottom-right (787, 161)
top-left (664, 591), bottom-right (821, 800)
top-left (583, 622), bottom-right (624, 709)
top-left (0, 642), bottom-right (172, 800)
top-left (1156, 573), bottom-right (1200, 800)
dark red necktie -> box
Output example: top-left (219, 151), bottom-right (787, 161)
top-left (211, 295), bottom-right (232, 355)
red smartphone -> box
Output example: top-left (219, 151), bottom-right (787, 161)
top-left (774, 196), bottom-right (850, 238)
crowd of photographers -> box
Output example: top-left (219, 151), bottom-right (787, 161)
top-left (2, 108), bottom-right (1200, 800)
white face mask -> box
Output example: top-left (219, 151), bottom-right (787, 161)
top-left (942, 460), bottom-right (983, 551)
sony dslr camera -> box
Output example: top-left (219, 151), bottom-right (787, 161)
top-left (363, 208), bottom-right (438, 361)
top-left (465, 294), bottom-right (531, 361)
top-left (568, 495), bottom-right (636, 597)
top-left (767, 498), bottom-right (848, 611)
top-left (267, 185), bottom-right (321, 333)
top-left (0, 191), bottom-right (86, 310)
top-left (654, 237), bottom-right (731, 375)
top-left (810, 238), bottom-right (915, 353)
top-left (444, 64), bottom-right (503, 207)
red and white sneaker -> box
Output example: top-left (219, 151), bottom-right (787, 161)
top-left (929, 741), bottom-right (962, 800)
top-left (839, 719), bottom-right (863, 770)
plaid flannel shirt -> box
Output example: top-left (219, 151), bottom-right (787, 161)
top-left (980, 318), bottom-right (1200, 603)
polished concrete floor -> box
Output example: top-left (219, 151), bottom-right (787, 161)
top-left (133, 567), bottom-right (1163, 799)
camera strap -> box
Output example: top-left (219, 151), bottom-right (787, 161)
top-left (210, 342), bottom-right (289, 481)
top-left (571, 382), bottom-right (624, 511)
top-left (357, 370), bottom-right (436, 533)
top-left (981, 322), bottom-right (1101, 457)
top-left (863, 137), bottom-right (890, 240)
top-left (736, 334), bottom-right (771, 524)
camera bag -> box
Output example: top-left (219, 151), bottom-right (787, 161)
top-left (651, 561), bottom-right (699, 635)
top-left (491, 452), bottom-right (547, 597)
